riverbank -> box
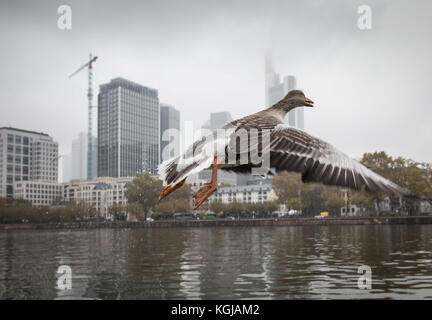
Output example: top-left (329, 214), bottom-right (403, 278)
top-left (1, 215), bottom-right (432, 230)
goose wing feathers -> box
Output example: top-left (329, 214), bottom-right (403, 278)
top-left (265, 125), bottom-right (409, 196)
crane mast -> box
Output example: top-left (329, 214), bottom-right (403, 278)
top-left (69, 53), bottom-right (98, 180)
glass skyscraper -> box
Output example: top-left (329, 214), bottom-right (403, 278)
top-left (201, 112), bottom-right (233, 131)
top-left (63, 131), bottom-right (97, 181)
top-left (265, 54), bottom-right (304, 130)
top-left (97, 78), bottom-right (159, 177)
top-left (160, 103), bottom-right (180, 162)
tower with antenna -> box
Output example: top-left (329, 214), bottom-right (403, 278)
top-left (69, 53), bottom-right (98, 179)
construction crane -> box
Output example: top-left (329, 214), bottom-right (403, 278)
top-left (69, 53), bottom-right (98, 180)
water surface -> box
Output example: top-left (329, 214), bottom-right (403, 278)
top-left (0, 225), bottom-right (431, 299)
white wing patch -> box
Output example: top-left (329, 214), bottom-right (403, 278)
top-left (158, 126), bottom-right (237, 186)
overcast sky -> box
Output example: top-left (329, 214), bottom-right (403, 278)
top-left (1, 0), bottom-right (431, 179)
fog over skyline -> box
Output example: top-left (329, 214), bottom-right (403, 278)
top-left (1, 0), bottom-right (431, 179)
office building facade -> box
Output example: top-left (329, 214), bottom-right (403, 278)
top-left (98, 78), bottom-right (159, 177)
top-left (72, 132), bottom-right (97, 180)
top-left (160, 103), bottom-right (180, 162)
top-left (0, 127), bottom-right (58, 198)
top-left (13, 181), bottom-right (62, 207)
top-left (208, 183), bottom-right (276, 204)
top-left (62, 153), bottom-right (72, 183)
top-left (62, 177), bottom-right (133, 219)
top-left (202, 112), bottom-right (233, 132)
top-left (62, 132), bottom-right (97, 183)
top-left (14, 177), bottom-right (133, 216)
top-left (265, 54), bottom-right (304, 130)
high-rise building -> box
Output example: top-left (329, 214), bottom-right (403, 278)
top-left (72, 132), bottom-right (87, 179)
top-left (202, 112), bottom-right (233, 131)
top-left (160, 103), bottom-right (180, 162)
top-left (0, 127), bottom-right (58, 198)
top-left (62, 153), bottom-right (72, 182)
top-left (62, 132), bottom-right (97, 182)
top-left (71, 132), bottom-right (97, 180)
top-left (265, 54), bottom-right (304, 130)
top-left (97, 78), bottom-right (159, 177)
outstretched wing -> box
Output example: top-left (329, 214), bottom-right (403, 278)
top-left (268, 125), bottom-right (409, 196)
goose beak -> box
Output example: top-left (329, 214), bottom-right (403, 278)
top-left (304, 97), bottom-right (314, 107)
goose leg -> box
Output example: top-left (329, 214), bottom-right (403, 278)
top-left (193, 157), bottom-right (219, 209)
top-left (158, 178), bottom-right (186, 201)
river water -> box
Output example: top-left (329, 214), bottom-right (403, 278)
top-left (0, 225), bottom-right (431, 299)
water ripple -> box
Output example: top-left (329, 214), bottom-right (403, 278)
top-left (0, 225), bottom-right (432, 299)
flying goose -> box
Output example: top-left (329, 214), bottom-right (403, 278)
top-left (158, 90), bottom-right (409, 209)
